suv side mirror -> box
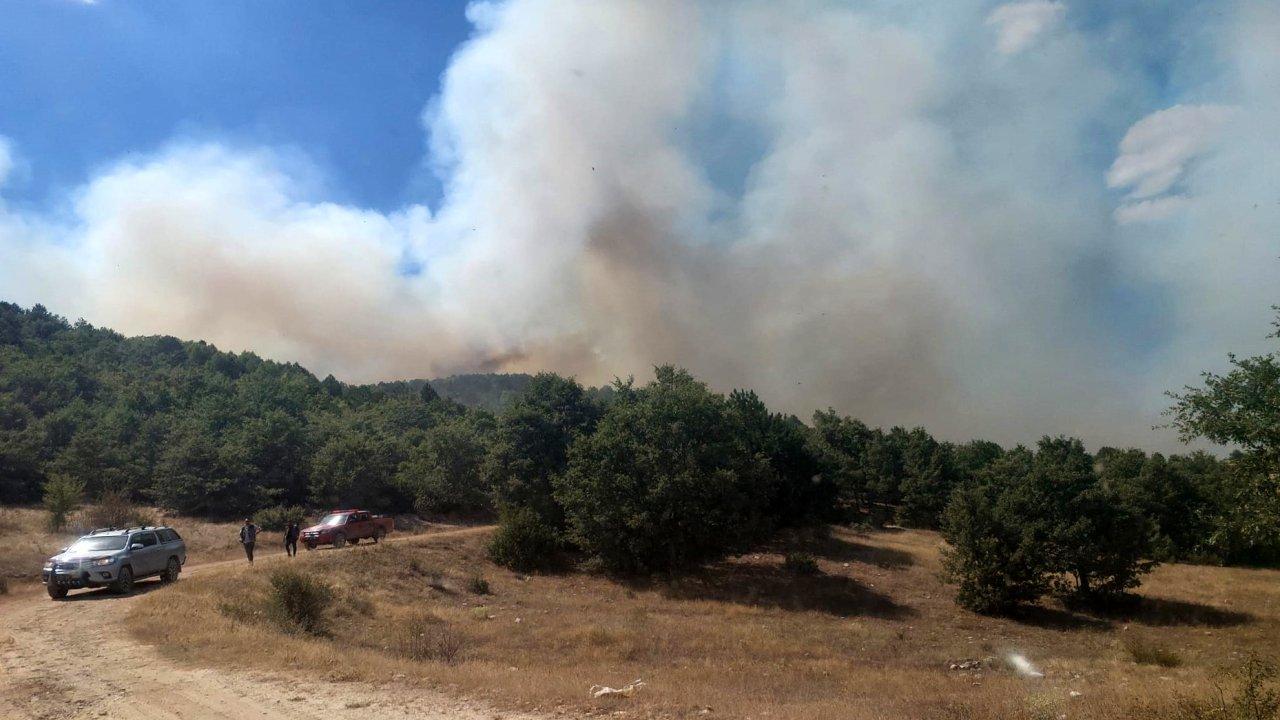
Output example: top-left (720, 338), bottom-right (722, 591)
top-left (130, 543), bottom-right (144, 550)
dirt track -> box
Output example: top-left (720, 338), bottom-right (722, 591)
top-left (0, 526), bottom-right (540, 720)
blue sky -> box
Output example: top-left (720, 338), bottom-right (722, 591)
top-left (0, 1), bottom-right (1276, 449)
top-left (0, 0), bottom-right (472, 211)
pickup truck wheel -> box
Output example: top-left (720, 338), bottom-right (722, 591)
top-left (347, 537), bottom-right (359, 546)
top-left (372, 528), bottom-right (386, 543)
top-left (304, 542), bottom-right (316, 551)
top-left (161, 557), bottom-right (181, 583)
top-left (331, 533), bottom-right (345, 549)
top-left (113, 566), bottom-right (134, 594)
top-left (47, 584), bottom-right (67, 600)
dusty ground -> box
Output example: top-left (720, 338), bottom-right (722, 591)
top-left (112, 526), bottom-right (1280, 720)
top-left (0, 525), bottom-right (543, 720)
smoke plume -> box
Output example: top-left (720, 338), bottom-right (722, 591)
top-left (2, 0), bottom-right (1278, 450)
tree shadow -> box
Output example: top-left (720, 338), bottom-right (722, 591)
top-left (810, 534), bottom-right (914, 570)
top-left (649, 560), bottom-right (916, 620)
top-left (1005, 604), bottom-right (1114, 631)
top-left (1004, 595), bottom-right (1252, 631)
top-left (1091, 596), bottom-right (1253, 628)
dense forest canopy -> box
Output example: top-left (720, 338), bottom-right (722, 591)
top-left (3, 300), bottom-right (1279, 597)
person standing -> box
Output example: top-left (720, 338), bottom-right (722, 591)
top-left (284, 521), bottom-right (300, 557)
top-left (239, 518), bottom-right (259, 563)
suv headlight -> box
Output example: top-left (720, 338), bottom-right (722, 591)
top-left (43, 562), bottom-right (53, 571)
top-left (91, 556), bottom-right (115, 566)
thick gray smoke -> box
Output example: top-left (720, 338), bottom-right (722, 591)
top-left (1, 0), bottom-right (1277, 450)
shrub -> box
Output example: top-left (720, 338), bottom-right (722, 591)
top-left (0, 576), bottom-right (8, 595)
top-left (398, 612), bottom-right (462, 664)
top-left (1169, 655), bottom-right (1279, 720)
top-left (1124, 635), bottom-right (1183, 668)
top-left (42, 474), bottom-right (84, 532)
top-left (783, 551), bottom-right (820, 576)
top-left (266, 568), bottom-right (332, 635)
top-left (253, 505), bottom-right (307, 532)
top-left (466, 574), bottom-right (491, 595)
top-left (488, 506), bottom-right (562, 572)
top-left (83, 490), bottom-right (155, 529)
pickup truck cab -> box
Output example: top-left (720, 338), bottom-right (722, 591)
top-left (301, 510), bottom-right (393, 550)
top-left (42, 526), bottom-right (186, 599)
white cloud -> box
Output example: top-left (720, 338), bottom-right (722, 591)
top-left (986, 1), bottom-right (1066, 55)
top-left (1108, 104), bottom-right (1237, 198)
top-left (1113, 195), bottom-right (1191, 224)
top-left (1108, 104), bottom-right (1238, 221)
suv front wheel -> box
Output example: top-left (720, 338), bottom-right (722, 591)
top-left (113, 566), bottom-right (134, 594)
top-left (161, 557), bottom-right (181, 583)
top-left (331, 533), bottom-right (345, 549)
top-left (47, 584), bottom-right (67, 600)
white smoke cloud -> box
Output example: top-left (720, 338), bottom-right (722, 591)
top-left (2, 0), bottom-right (1278, 451)
top-left (986, 1), bottom-right (1066, 55)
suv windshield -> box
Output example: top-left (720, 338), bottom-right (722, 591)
top-left (320, 514), bottom-right (348, 526)
top-left (67, 536), bottom-right (128, 553)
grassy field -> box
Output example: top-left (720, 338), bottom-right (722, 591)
top-left (126, 526), bottom-right (1280, 719)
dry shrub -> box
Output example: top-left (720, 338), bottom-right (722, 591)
top-left (267, 568), bottom-right (332, 635)
top-left (1125, 635), bottom-right (1183, 668)
top-left (1170, 655), bottom-right (1280, 720)
top-left (0, 576), bottom-right (8, 595)
top-left (466, 574), bottom-right (490, 595)
top-left (83, 490), bottom-right (155, 529)
top-left (399, 611), bottom-right (462, 664)
top-left (218, 598), bottom-right (262, 624)
top-left (783, 551), bottom-right (819, 576)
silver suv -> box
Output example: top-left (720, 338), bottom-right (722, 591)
top-left (42, 526), bottom-right (187, 600)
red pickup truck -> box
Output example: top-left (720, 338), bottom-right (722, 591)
top-left (301, 510), bottom-right (393, 550)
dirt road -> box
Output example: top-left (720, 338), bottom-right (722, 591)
top-left (0, 526), bottom-right (540, 720)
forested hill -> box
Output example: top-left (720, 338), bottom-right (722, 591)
top-left (3, 300), bottom-right (1277, 571)
top-left (377, 374), bottom-right (534, 412)
top-left (0, 301), bottom-right (473, 514)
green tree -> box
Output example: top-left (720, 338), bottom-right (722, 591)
top-left (1167, 310), bottom-right (1280, 563)
top-left (941, 447), bottom-right (1051, 614)
top-left (726, 389), bottom-right (840, 529)
top-left (895, 428), bottom-right (959, 528)
top-left (43, 474), bottom-right (85, 531)
top-left (395, 417), bottom-right (492, 514)
top-left (555, 366), bottom-right (772, 573)
top-left (486, 373), bottom-right (600, 528)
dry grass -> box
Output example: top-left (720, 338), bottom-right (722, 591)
top-left (127, 527), bottom-right (1280, 720)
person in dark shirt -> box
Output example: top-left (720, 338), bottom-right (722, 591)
top-left (284, 521), bottom-right (301, 557)
top-left (239, 518), bottom-right (259, 563)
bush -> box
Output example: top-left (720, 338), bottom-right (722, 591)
top-left (267, 568), bottom-right (332, 635)
top-left (83, 490), bottom-right (155, 529)
top-left (488, 506), bottom-right (562, 572)
top-left (253, 505), bottom-right (307, 532)
top-left (42, 474), bottom-right (84, 532)
top-left (1124, 635), bottom-right (1183, 668)
top-left (554, 367), bottom-right (773, 574)
top-left (466, 574), bottom-right (491, 595)
top-left (398, 611), bottom-right (462, 664)
top-left (783, 551), bottom-right (820, 576)
top-left (1168, 655), bottom-right (1279, 720)
top-left (0, 576), bottom-right (8, 595)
